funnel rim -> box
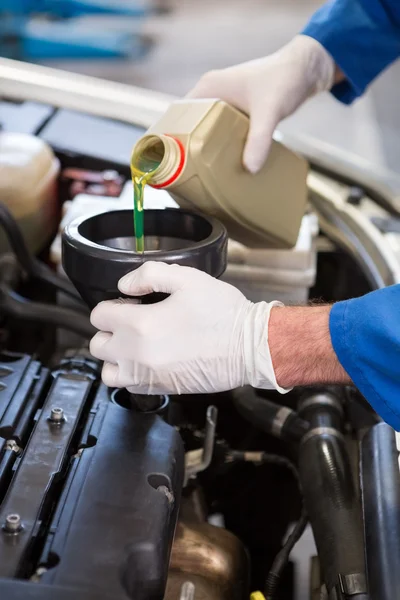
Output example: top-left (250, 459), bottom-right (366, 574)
top-left (63, 208), bottom-right (226, 258)
top-left (61, 208), bottom-right (228, 307)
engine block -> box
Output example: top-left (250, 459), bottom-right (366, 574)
top-left (0, 350), bottom-right (184, 600)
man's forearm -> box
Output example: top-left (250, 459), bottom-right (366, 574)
top-left (268, 305), bottom-right (351, 388)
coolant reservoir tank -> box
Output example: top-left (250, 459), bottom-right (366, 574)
top-left (132, 99), bottom-right (309, 249)
top-left (0, 132), bottom-right (60, 253)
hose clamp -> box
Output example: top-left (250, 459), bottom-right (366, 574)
top-left (338, 573), bottom-right (367, 595)
top-left (299, 394), bottom-right (343, 416)
top-left (271, 406), bottom-right (293, 438)
top-left (301, 426), bottom-right (344, 445)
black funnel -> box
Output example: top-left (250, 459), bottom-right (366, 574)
top-left (62, 208), bottom-right (227, 308)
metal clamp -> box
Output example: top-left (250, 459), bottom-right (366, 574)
top-left (338, 573), bottom-right (367, 595)
top-left (299, 394), bottom-right (343, 416)
top-left (301, 427), bottom-right (344, 445)
top-left (271, 406), bottom-right (293, 438)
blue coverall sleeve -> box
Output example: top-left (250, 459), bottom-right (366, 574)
top-left (302, 0), bottom-right (400, 103)
top-left (330, 285), bottom-right (400, 430)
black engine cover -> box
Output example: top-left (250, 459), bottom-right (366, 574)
top-left (0, 351), bottom-right (184, 600)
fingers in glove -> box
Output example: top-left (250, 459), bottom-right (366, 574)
top-left (118, 261), bottom-right (192, 296)
top-left (90, 330), bottom-right (113, 362)
top-left (243, 107), bottom-right (278, 174)
top-left (101, 362), bottom-right (120, 388)
top-left (102, 362), bottom-right (149, 392)
top-left (90, 299), bottom-right (140, 332)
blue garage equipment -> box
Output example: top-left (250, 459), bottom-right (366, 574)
top-left (0, 0), bottom-right (151, 60)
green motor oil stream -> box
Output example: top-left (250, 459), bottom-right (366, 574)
top-left (130, 148), bottom-right (162, 253)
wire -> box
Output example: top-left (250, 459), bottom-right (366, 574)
top-left (0, 285), bottom-right (95, 338)
top-left (228, 451), bottom-right (308, 600)
top-left (265, 513), bottom-right (308, 599)
top-left (0, 202), bottom-right (81, 301)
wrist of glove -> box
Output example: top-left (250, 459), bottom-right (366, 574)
top-left (187, 34), bottom-right (335, 174)
top-left (89, 262), bottom-right (289, 396)
top-left (243, 300), bottom-right (288, 393)
top-left (286, 34), bottom-right (335, 95)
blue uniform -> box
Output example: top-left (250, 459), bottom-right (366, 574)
top-left (302, 0), bottom-right (400, 104)
top-left (302, 0), bottom-right (400, 429)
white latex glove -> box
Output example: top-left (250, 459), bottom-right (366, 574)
top-left (187, 34), bottom-right (335, 173)
top-left (89, 262), bottom-right (289, 396)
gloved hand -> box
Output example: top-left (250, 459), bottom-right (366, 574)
top-left (187, 34), bottom-right (335, 173)
top-left (89, 262), bottom-right (289, 396)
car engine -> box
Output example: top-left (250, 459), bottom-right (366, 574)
top-left (1, 58), bottom-right (400, 600)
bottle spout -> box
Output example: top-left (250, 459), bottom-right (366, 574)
top-left (131, 134), bottom-right (185, 188)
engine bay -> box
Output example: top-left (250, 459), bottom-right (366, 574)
top-left (1, 59), bottom-right (400, 600)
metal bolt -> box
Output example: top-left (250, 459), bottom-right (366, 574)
top-left (157, 485), bottom-right (174, 506)
top-left (30, 566), bottom-right (48, 582)
top-left (49, 407), bottom-right (64, 423)
top-left (5, 440), bottom-right (20, 453)
top-left (180, 582), bottom-right (195, 600)
top-left (3, 513), bottom-right (22, 533)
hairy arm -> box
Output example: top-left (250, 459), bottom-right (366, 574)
top-left (268, 305), bottom-right (351, 388)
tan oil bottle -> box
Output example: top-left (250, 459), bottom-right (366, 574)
top-left (131, 99), bottom-right (308, 249)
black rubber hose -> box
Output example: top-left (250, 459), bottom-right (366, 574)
top-left (0, 253), bottom-right (21, 289)
top-left (298, 393), bottom-right (368, 599)
top-left (361, 422), bottom-right (400, 600)
top-left (232, 386), bottom-right (309, 444)
top-left (0, 285), bottom-right (95, 338)
top-left (0, 202), bottom-right (80, 301)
